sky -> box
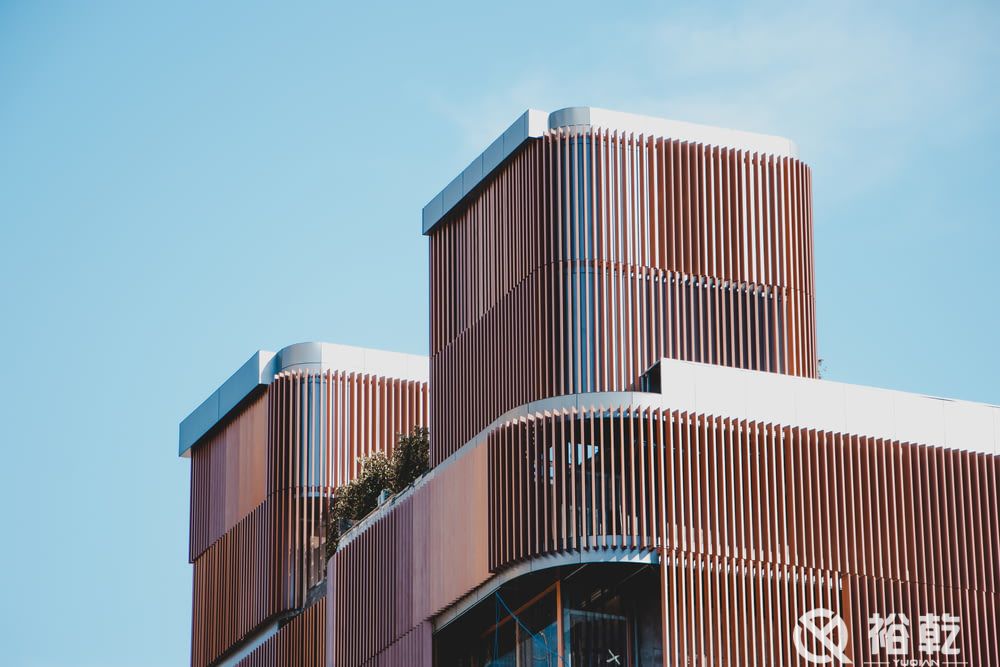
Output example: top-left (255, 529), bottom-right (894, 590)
top-left (0, 1), bottom-right (997, 665)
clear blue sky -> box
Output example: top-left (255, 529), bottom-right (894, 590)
top-left (1, 1), bottom-right (997, 665)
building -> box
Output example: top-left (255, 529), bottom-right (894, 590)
top-left (180, 108), bottom-right (999, 666)
top-left (180, 343), bottom-right (428, 666)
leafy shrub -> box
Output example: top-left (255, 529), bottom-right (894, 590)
top-left (332, 452), bottom-right (392, 527)
top-left (325, 426), bottom-right (429, 559)
top-left (390, 426), bottom-right (429, 493)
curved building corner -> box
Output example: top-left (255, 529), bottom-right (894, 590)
top-left (180, 108), bottom-right (999, 667)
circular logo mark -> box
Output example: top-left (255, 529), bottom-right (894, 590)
top-left (793, 608), bottom-right (853, 664)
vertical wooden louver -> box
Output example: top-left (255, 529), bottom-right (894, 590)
top-left (487, 407), bottom-right (999, 664)
top-left (429, 129), bottom-right (817, 464)
top-left (189, 391), bottom-right (269, 561)
top-left (234, 598), bottom-right (327, 667)
top-left (188, 369), bottom-right (428, 667)
top-left (330, 405), bottom-right (998, 665)
top-left (486, 408), bottom-right (999, 593)
top-left (325, 122), bottom-right (998, 666)
top-left (329, 444), bottom-right (489, 666)
top-left (185, 115), bottom-right (997, 667)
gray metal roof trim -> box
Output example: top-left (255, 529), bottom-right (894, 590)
top-left (178, 342), bottom-right (430, 457)
top-left (421, 106), bottom-right (800, 236)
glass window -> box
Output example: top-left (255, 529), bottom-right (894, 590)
top-left (434, 564), bottom-right (661, 666)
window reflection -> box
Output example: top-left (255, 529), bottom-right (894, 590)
top-left (434, 564), bottom-right (661, 666)
top-left (481, 589), bottom-right (559, 666)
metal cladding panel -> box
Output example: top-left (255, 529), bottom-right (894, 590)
top-left (428, 129), bottom-right (817, 464)
top-left (487, 408), bottom-right (999, 591)
top-left (267, 370), bottom-right (429, 494)
top-left (658, 554), bottom-right (846, 665)
top-left (411, 441), bottom-right (490, 619)
top-left (373, 623), bottom-right (433, 666)
top-left (189, 370), bottom-right (428, 562)
top-left (657, 555), bottom-right (999, 665)
top-left (189, 392), bottom-right (269, 561)
top-left (191, 491), bottom-right (328, 667)
top-left (422, 109), bottom-right (548, 234)
top-left (188, 368), bottom-right (428, 667)
top-left (180, 350), bottom-right (276, 456)
top-left (327, 402), bottom-right (997, 665)
top-left (234, 598), bottom-right (326, 667)
top-left (487, 407), bottom-right (999, 664)
top-left (329, 444), bottom-right (489, 666)
top-left (179, 344), bottom-right (428, 457)
top-left (191, 500), bottom-right (280, 667)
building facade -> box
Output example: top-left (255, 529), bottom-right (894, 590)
top-left (181, 108), bottom-right (999, 666)
top-left (179, 343), bottom-right (428, 666)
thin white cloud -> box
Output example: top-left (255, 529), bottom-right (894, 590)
top-left (646, 3), bottom-right (996, 157)
top-left (427, 1), bottom-right (998, 206)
